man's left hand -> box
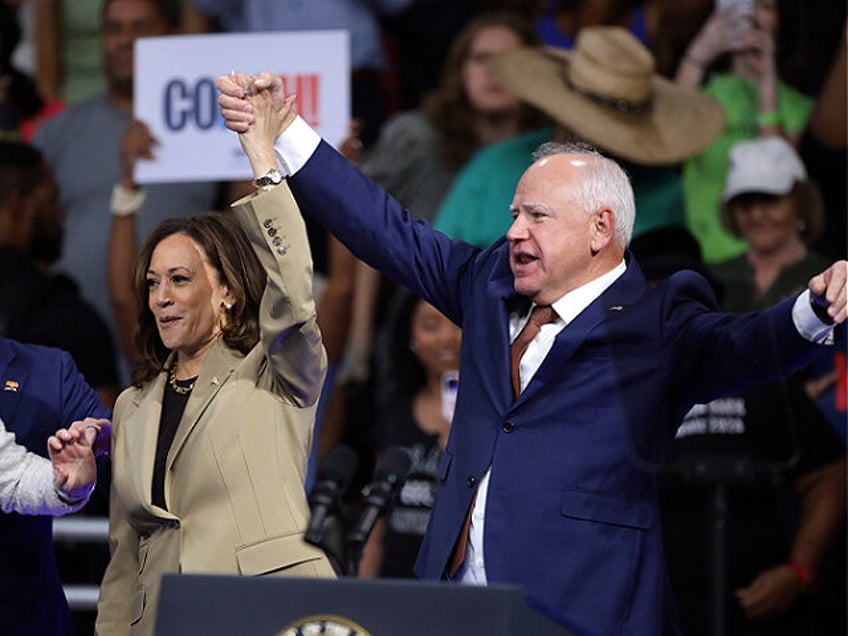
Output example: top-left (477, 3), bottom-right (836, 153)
top-left (809, 260), bottom-right (847, 324)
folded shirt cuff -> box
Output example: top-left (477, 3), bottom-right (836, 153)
top-left (273, 116), bottom-right (321, 177)
top-left (793, 290), bottom-right (835, 345)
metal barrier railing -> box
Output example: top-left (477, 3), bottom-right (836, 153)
top-left (53, 516), bottom-right (109, 542)
top-left (54, 516), bottom-right (110, 611)
top-left (64, 585), bottom-right (100, 611)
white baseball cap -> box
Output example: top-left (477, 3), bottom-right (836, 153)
top-left (720, 137), bottom-right (823, 245)
top-left (722, 137), bottom-right (806, 202)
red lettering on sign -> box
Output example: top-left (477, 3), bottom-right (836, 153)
top-left (279, 74), bottom-right (320, 128)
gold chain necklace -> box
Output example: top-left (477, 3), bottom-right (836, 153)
top-left (168, 362), bottom-right (196, 395)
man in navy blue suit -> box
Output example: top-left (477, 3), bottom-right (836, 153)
top-left (0, 336), bottom-right (110, 635)
top-left (217, 71), bottom-right (846, 635)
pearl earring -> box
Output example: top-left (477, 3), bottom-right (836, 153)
top-left (224, 302), bottom-right (233, 311)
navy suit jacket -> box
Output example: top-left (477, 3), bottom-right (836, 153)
top-left (0, 338), bottom-right (109, 635)
top-left (287, 142), bottom-right (827, 635)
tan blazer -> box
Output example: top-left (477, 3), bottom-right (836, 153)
top-left (96, 185), bottom-right (336, 636)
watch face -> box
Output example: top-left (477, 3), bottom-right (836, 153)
top-left (256, 169), bottom-right (283, 186)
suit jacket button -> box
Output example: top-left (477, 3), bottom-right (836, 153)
top-left (502, 421), bottom-right (514, 433)
top-left (466, 475), bottom-right (476, 487)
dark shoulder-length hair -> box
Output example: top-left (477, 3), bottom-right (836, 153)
top-left (131, 212), bottom-right (265, 388)
top-left (421, 10), bottom-right (550, 170)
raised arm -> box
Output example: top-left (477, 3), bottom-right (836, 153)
top-left (216, 72), bottom-right (478, 325)
top-left (228, 80), bottom-right (326, 406)
top-left (676, 7), bottom-right (743, 87)
top-left (108, 118), bottom-right (157, 363)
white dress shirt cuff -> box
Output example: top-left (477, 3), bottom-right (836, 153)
top-left (273, 116), bottom-right (321, 176)
top-left (792, 290), bottom-right (835, 345)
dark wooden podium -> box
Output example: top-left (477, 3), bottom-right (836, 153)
top-left (154, 574), bottom-right (588, 635)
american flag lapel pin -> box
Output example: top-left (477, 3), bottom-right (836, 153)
top-left (3, 380), bottom-right (19, 392)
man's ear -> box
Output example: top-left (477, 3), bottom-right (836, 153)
top-left (590, 207), bottom-right (615, 253)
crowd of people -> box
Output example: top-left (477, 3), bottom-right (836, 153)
top-left (0, 0), bottom-right (845, 634)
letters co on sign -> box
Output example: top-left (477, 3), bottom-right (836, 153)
top-left (162, 74), bottom-right (321, 132)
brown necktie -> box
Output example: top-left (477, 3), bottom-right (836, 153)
top-left (447, 305), bottom-right (557, 578)
top-left (510, 305), bottom-right (556, 399)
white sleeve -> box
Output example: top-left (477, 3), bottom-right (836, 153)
top-left (792, 290), bottom-right (836, 345)
top-left (0, 419), bottom-right (83, 516)
top-left (272, 116), bottom-right (322, 176)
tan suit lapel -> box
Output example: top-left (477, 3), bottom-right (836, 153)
top-left (166, 341), bottom-right (243, 470)
top-left (122, 372), bottom-right (167, 509)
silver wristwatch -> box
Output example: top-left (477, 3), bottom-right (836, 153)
top-left (253, 168), bottom-right (283, 188)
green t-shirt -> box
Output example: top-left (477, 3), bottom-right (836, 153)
top-left (683, 73), bottom-right (814, 263)
top-left (435, 127), bottom-right (686, 248)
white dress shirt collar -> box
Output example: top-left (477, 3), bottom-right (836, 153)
top-left (548, 258), bottom-right (627, 326)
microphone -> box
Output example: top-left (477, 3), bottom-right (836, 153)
top-left (304, 445), bottom-right (358, 547)
top-left (345, 447), bottom-right (413, 549)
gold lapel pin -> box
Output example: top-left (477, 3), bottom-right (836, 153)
top-left (3, 380), bottom-right (19, 392)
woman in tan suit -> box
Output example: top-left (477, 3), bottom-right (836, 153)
top-left (96, 177), bottom-right (335, 634)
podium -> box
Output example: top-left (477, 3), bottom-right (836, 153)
top-left (154, 574), bottom-right (585, 635)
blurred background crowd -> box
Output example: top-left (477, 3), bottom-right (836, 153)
top-left (0, 0), bottom-right (845, 634)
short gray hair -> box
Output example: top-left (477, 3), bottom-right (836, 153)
top-left (532, 142), bottom-right (635, 248)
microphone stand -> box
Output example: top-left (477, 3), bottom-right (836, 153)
top-left (680, 454), bottom-right (751, 636)
top-left (345, 536), bottom-right (364, 578)
top-left (710, 480), bottom-right (727, 636)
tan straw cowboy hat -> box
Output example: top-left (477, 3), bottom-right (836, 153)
top-left (491, 27), bottom-right (726, 165)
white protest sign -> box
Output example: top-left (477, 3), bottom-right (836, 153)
top-left (134, 31), bottom-right (349, 184)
